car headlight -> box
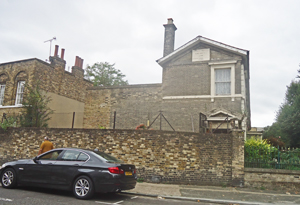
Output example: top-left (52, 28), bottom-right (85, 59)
top-left (1, 163), bottom-right (7, 169)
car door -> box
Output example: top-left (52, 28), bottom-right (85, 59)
top-left (49, 150), bottom-right (88, 187)
top-left (20, 150), bottom-right (63, 184)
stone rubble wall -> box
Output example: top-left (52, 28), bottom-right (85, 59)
top-left (245, 168), bottom-right (300, 190)
top-left (0, 128), bottom-right (244, 186)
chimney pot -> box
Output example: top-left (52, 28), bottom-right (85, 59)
top-left (80, 58), bottom-right (84, 68)
top-left (167, 18), bottom-right (173, 24)
top-left (61, 49), bottom-right (65, 60)
top-left (54, 45), bottom-right (59, 56)
top-left (75, 56), bottom-right (79, 67)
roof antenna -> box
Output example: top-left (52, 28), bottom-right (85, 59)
top-left (44, 37), bottom-right (56, 57)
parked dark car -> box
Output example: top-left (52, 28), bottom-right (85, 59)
top-left (0, 148), bottom-right (137, 199)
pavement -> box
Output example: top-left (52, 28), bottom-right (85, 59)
top-left (122, 182), bottom-right (300, 205)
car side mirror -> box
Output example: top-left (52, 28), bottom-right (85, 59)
top-left (33, 156), bottom-right (40, 164)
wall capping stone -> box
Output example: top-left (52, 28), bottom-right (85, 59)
top-left (87, 83), bottom-right (162, 90)
top-left (245, 167), bottom-right (300, 175)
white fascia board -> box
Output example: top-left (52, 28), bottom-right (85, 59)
top-left (200, 37), bottom-right (248, 55)
top-left (157, 37), bottom-right (200, 64)
top-left (209, 111), bottom-right (234, 117)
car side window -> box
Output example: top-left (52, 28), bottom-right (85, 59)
top-left (61, 150), bottom-right (80, 161)
top-left (40, 150), bottom-right (62, 160)
top-left (77, 152), bottom-right (89, 161)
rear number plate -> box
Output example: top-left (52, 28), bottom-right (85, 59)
top-left (125, 171), bottom-right (132, 176)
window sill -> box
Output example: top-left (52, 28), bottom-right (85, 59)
top-left (163, 94), bottom-right (244, 100)
top-left (0, 105), bottom-right (23, 108)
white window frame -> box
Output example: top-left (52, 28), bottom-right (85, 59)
top-left (0, 84), bottom-right (5, 106)
top-left (215, 68), bottom-right (231, 95)
top-left (209, 60), bottom-right (236, 102)
top-left (15, 81), bottom-right (25, 105)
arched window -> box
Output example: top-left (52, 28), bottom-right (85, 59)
top-left (0, 73), bottom-right (8, 106)
top-left (14, 71), bottom-right (27, 105)
top-left (15, 81), bottom-right (25, 105)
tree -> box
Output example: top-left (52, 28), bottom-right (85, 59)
top-left (19, 82), bottom-right (53, 127)
top-left (263, 69), bottom-right (300, 147)
top-left (84, 62), bottom-right (128, 86)
top-left (263, 122), bottom-right (288, 145)
top-left (264, 69), bottom-right (300, 147)
top-left (276, 77), bottom-right (300, 147)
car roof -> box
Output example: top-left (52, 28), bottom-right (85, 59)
top-left (51, 147), bottom-right (95, 153)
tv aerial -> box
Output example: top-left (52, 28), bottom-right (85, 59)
top-left (44, 37), bottom-right (56, 57)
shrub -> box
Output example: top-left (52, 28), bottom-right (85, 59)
top-left (245, 137), bottom-right (277, 161)
top-left (0, 116), bottom-right (17, 131)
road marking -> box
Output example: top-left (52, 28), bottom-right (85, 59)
top-left (131, 196), bottom-right (138, 199)
top-left (95, 201), bottom-right (115, 205)
top-left (95, 201), bottom-right (123, 205)
top-left (0, 198), bottom-right (13, 202)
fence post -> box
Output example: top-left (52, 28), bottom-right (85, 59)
top-left (72, 112), bottom-right (75, 129)
top-left (277, 145), bottom-right (280, 169)
top-left (113, 111), bottom-right (116, 129)
top-left (159, 111), bottom-right (162, 130)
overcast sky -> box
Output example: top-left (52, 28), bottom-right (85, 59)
top-left (1, 0), bottom-right (299, 128)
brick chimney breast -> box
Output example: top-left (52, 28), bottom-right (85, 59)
top-left (163, 18), bottom-right (177, 57)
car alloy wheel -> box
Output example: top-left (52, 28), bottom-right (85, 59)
top-left (73, 176), bottom-right (94, 199)
top-left (1, 168), bottom-right (17, 188)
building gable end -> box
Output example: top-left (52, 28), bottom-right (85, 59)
top-left (157, 36), bottom-right (248, 66)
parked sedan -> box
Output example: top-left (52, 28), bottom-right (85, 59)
top-left (0, 148), bottom-right (137, 199)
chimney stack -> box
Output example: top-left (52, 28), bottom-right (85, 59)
top-left (72, 56), bottom-right (84, 78)
top-left (74, 56), bottom-right (84, 68)
top-left (50, 45), bottom-right (66, 71)
top-left (163, 18), bottom-right (177, 57)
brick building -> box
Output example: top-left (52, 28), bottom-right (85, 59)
top-left (0, 19), bottom-right (251, 135)
top-left (0, 46), bottom-right (93, 128)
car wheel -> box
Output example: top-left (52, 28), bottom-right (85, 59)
top-left (73, 176), bottom-right (94, 199)
top-left (1, 168), bottom-right (17, 189)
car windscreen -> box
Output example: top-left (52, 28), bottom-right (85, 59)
top-left (92, 151), bottom-right (123, 163)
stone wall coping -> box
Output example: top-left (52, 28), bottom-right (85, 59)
top-left (87, 83), bottom-right (162, 90)
top-left (1, 127), bottom-right (236, 137)
top-left (0, 58), bottom-right (50, 67)
top-left (245, 168), bottom-right (300, 175)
